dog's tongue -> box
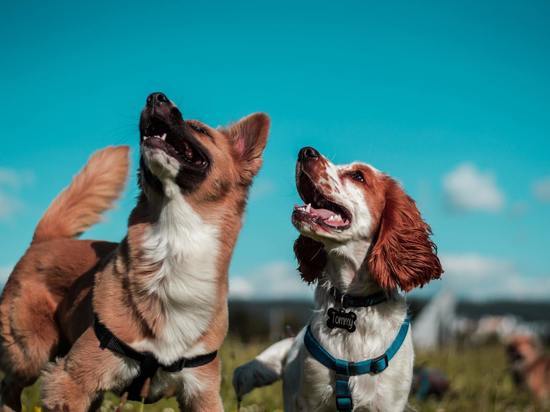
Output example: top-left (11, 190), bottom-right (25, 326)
top-left (310, 207), bottom-right (334, 219)
top-left (294, 204), bottom-right (348, 227)
top-left (309, 206), bottom-right (347, 227)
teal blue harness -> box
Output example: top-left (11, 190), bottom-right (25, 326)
top-left (304, 316), bottom-right (410, 411)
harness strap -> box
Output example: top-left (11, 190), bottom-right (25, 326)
top-left (93, 314), bottom-right (217, 401)
top-left (335, 374), bottom-right (353, 411)
top-left (304, 316), bottom-right (410, 411)
top-left (329, 287), bottom-right (388, 308)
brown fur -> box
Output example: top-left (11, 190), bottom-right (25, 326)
top-left (0, 111), bottom-right (269, 411)
top-left (507, 335), bottom-right (550, 405)
top-left (367, 176), bottom-right (442, 292)
top-left (294, 235), bottom-right (327, 284)
top-left (0, 146), bottom-right (128, 411)
top-left (33, 146), bottom-right (129, 243)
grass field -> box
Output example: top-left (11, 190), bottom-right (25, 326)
top-left (16, 339), bottom-right (546, 412)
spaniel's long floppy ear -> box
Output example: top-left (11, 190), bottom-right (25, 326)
top-left (368, 178), bottom-right (443, 292)
top-left (294, 235), bottom-right (327, 284)
top-left (225, 113), bottom-right (270, 185)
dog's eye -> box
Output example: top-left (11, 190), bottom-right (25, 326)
top-left (188, 123), bottom-right (210, 136)
top-left (348, 170), bottom-right (365, 183)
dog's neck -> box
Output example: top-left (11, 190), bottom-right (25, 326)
top-left (114, 190), bottom-right (226, 357)
top-left (313, 248), bottom-right (398, 321)
top-left (321, 239), bottom-right (383, 296)
top-left (310, 239), bottom-right (405, 358)
top-left (127, 190), bottom-right (224, 288)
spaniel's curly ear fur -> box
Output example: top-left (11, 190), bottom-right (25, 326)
top-left (294, 235), bottom-right (327, 284)
top-left (368, 178), bottom-right (443, 292)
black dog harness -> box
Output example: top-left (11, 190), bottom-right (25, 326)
top-left (93, 314), bottom-right (217, 402)
top-left (328, 287), bottom-right (388, 308)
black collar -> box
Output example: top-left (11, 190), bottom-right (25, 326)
top-left (93, 313), bottom-right (217, 402)
top-left (329, 286), bottom-right (388, 308)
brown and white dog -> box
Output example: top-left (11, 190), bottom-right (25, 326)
top-left (234, 147), bottom-right (442, 411)
top-left (0, 92), bottom-right (269, 411)
top-left (507, 335), bottom-right (550, 405)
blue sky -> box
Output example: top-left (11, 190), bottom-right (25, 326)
top-left (1, 0), bottom-right (549, 300)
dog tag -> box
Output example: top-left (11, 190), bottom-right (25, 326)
top-left (327, 307), bottom-right (357, 332)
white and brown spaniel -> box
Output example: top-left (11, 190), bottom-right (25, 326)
top-left (234, 146), bottom-right (443, 412)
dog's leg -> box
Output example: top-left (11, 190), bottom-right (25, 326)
top-left (41, 359), bottom-right (97, 412)
top-left (178, 391), bottom-right (223, 412)
top-left (176, 357), bottom-right (223, 412)
top-left (233, 337), bottom-right (295, 399)
top-left (41, 329), bottom-right (130, 412)
top-left (0, 284), bottom-right (62, 412)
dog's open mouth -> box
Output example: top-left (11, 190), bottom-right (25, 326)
top-left (141, 119), bottom-right (209, 170)
top-left (293, 171), bottom-right (351, 230)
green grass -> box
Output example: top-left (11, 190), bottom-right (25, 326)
top-left (16, 340), bottom-right (546, 411)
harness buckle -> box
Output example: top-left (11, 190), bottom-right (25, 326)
top-left (370, 353), bottom-right (389, 374)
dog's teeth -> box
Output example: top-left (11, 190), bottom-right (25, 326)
top-left (161, 133), bottom-right (167, 141)
top-left (306, 203), bottom-right (311, 213)
top-left (144, 136), bottom-right (150, 140)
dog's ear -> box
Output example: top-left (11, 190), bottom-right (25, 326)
top-left (368, 178), bottom-right (443, 292)
top-left (294, 235), bottom-right (327, 284)
top-left (225, 113), bottom-right (270, 185)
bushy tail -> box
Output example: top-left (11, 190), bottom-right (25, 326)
top-left (33, 146), bottom-right (130, 243)
top-left (233, 337), bottom-right (294, 400)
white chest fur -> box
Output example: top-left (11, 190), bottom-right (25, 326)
top-left (133, 189), bottom-right (220, 365)
top-left (291, 290), bottom-right (414, 412)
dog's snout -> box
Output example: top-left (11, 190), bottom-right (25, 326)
top-left (299, 146), bottom-right (320, 161)
top-left (146, 92), bottom-right (170, 108)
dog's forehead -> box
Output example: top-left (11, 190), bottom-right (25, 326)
top-left (188, 119), bottom-right (217, 135)
top-left (338, 161), bottom-right (381, 175)
top-left (186, 119), bottom-right (228, 146)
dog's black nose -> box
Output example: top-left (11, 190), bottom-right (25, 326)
top-left (299, 146), bottom-right (320, 161)
top-left (146, 92), bottom-right (169, 107)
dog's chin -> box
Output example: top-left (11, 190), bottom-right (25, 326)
top-left (141, 146), bottom-right (181, 181)
top-left (140, 143), bottom-right (211, 198)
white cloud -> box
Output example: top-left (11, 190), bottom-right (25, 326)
top-left (0, 168), bottom-right (34, 219)
top-left (532, 177), bottom-right (550, 203)
top-left (230, 261), bottom-right (314, 299)
top-left (443, 163), bottom-right (504, 212)
top-left (0, 168), bottom-right (34, 188)
top-left (442, 254), bottom-right (514, 280)
top-left (231, 256), bottom-right (549, 301)
top-left (414, 253), bottom-right (550, 300)
top-left (230, 277), bottom-right (255, 298)
top-left (0, 192), bottom-right (20, 219)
